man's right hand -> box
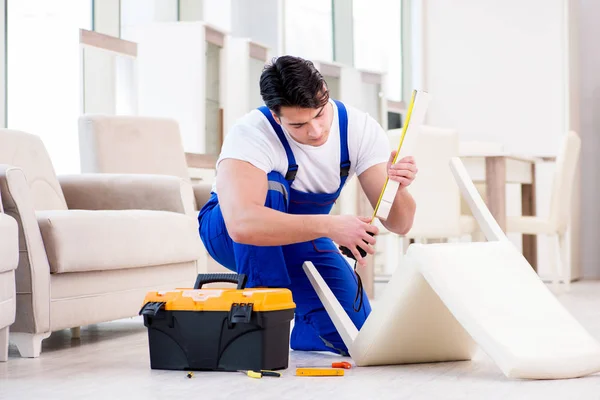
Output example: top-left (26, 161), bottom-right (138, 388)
top-left (328, 215), bottom-right (379, 266)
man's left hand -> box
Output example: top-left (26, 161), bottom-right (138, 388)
top-left (387, 151), bottom-right (417, 188)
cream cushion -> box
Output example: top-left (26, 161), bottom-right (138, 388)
top-left (37, 209), bottom-right (200, 274)
top-left (409, 240), bottom-right (600, 379)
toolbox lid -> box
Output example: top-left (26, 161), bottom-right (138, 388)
top-left (142, 288), bottom-right (296, 312)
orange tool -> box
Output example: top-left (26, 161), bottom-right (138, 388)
top-left (296, 368), bottom-right (344, 377)
top-left (296, 361), bottom-right (352, 369)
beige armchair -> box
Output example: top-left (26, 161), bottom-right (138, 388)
top-left (0, 129), bottom-right (204, 358)
top-left (78, 115), bottom-right (224, 273)
top-left (0, 195), bottom-right (18, 362)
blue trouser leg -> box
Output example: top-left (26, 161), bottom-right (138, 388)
top-left (284, 238), bottom-right (372, 355)
top-left (197, 172), bottom-right (371, 354)
top-left (198, 171), bottom-right (292, 288)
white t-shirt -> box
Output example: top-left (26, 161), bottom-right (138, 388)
top-left (213, 99), bottom-right (391, 194)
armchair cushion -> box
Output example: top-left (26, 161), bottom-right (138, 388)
top-left (0, 214), bottom-right (18, 274)
top-left (192, 182), bottom-right (213, 211)
top-left (58, 173), bottom-right (194, 215)
top-left (37, 209), bottom-right (203, 274)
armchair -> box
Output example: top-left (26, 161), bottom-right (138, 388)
top-left (0, 194), bottom-right (18, 361)
top-left (0, 129), bottom-right (204, 357)
top-left (78, 115), bottom-right (223, 273)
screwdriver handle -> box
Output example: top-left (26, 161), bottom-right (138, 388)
top-left (331, 362), bottom-right (352, 369)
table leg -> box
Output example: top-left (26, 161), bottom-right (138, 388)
top-left (521, 164), bottom-right (538, 271)
top-left (485, 156), bottom-right (507, 231)
top-left (356, 185), bottom-right (375, 299)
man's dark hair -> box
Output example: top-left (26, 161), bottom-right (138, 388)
top-left (259, 55), bottom-right (329, 116)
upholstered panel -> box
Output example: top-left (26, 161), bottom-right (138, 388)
top-left (391, 125), bottom-right (463, 238)
top-left (0, 166), bottom-right (51, 334)
top-left (410, 240), bottom-right (600, 379)
top-left (37, 209), bottom-right (203, 274)
top-left (0, 214), bottom-right (18, 274)
top-left (0, 130), bottom-right (67, 211)
top-left (78, 115), bottom-right (190, 180)
top-left (49, 261), bottom-right (197, 331)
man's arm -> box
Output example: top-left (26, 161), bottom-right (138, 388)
top-left (217, 159), bottom-right (329, 245)
top-left (217, 159), bottom-right (378, 254)
top-left (358, 159), bottom-right (416, 235)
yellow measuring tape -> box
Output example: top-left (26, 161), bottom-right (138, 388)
top-left (369, 89), bottom-right (418, 223)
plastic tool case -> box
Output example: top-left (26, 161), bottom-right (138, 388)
top-left (140, 274), bottom-right (296, 371)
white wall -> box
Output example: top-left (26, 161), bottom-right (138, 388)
top-left (283, 0), bottom-right (333, 62)
top-left (577, 0), bottom-right (600, 278)
top-left (231, 0), bottom-right (283, 55)
top-left (7, 0), bottom-right (92, 174)
top-left (120, 0), bottom-right (178, 31)
top-left (418, 0), bottom-right (579, 278)
top-left (353, 0), bottom-right (402, 102)
top-left (0, 0), bottom-right (5, 128)
top-left (421, 0), bottom-right (568, 156)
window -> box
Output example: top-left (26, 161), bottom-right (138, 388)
top-left (7, 0), bottom-right (92, 174)
top-left (120, 0), bottom-right (178, 37)
top-left (284, 0), bottom-right (333, 62)
top-left (353, 0), bottom-right (403, 102)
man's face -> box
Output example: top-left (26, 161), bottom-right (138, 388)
top-left (273, 101), bottom-right (333, 146)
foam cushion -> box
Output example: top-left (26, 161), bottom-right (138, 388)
top-left (408, 240), bottom-right (600, 379)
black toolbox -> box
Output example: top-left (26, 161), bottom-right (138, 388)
top-left (139, 273), bottom-right (296, 372)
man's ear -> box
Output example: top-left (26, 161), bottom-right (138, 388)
top-left (271, 111), bottom-right (282, 125)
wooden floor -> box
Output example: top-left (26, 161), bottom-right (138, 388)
top-left (2, 281), bottom-right (600, 400)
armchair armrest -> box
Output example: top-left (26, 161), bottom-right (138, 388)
top-left (0, 164), bottom-right (51, 333)
top-left (192, 182), bottom-right (213, 210)
top-left (58, 174), bottom-right (195, 215)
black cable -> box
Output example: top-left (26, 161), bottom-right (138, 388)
top-left (352, 259), bottom-right (363, 312)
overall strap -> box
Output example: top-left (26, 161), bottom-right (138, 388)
top-left (333, 100), bottom-right (351, 186)
top-left (257, 106), bottom-right (298, 183)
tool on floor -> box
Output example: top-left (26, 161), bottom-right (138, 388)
top-left (295, 368), bottom-right (345, 377)
top-left (296, 361), bottom-right (352, 369)
top-left (239, 370), bottom-right (281, 379)
top-left (186, 371), bottom-right (194, 378)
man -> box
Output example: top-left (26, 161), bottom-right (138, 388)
top-left (198, 55), bottom-right (417, 355)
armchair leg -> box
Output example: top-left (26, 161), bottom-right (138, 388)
top-left (71, 327), bottom-right (81, 339)
top-left (0, 327), bottom-right (8, 362)
top-left (11, 332), bottom-right (51, 358)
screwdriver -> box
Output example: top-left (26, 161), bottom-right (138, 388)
top-left (296, 361), bottom-right (352, 369)
top-left (239, 370), bottom-right (281, 378)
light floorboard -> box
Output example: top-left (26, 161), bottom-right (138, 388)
top-left (1, 282), bottom-right (600, 400)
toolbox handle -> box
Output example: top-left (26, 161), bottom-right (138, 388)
top-left (194, 273), bottom-right (248, 290)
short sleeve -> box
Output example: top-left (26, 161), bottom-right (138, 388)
top-left (354, 114), bottom-right (391, 176)
top-left (216, 122), bottom-right (276, 174)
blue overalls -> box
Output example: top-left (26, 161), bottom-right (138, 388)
top-left (198, 100), bottom-right (372, 355)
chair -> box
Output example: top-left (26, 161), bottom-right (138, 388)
top-left (506, 131), bottom-right (581, 288)
top-left (78, 115), bottom-right (221, 272)
top-left (388, 125), bottom-right (477, 242)
top-left (0, 195), bottom-right (18, 362)
top-left (0, 129), bottom-right (204, 357)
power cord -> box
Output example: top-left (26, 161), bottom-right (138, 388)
top-left (352, 259), bottom-right (364, 312)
